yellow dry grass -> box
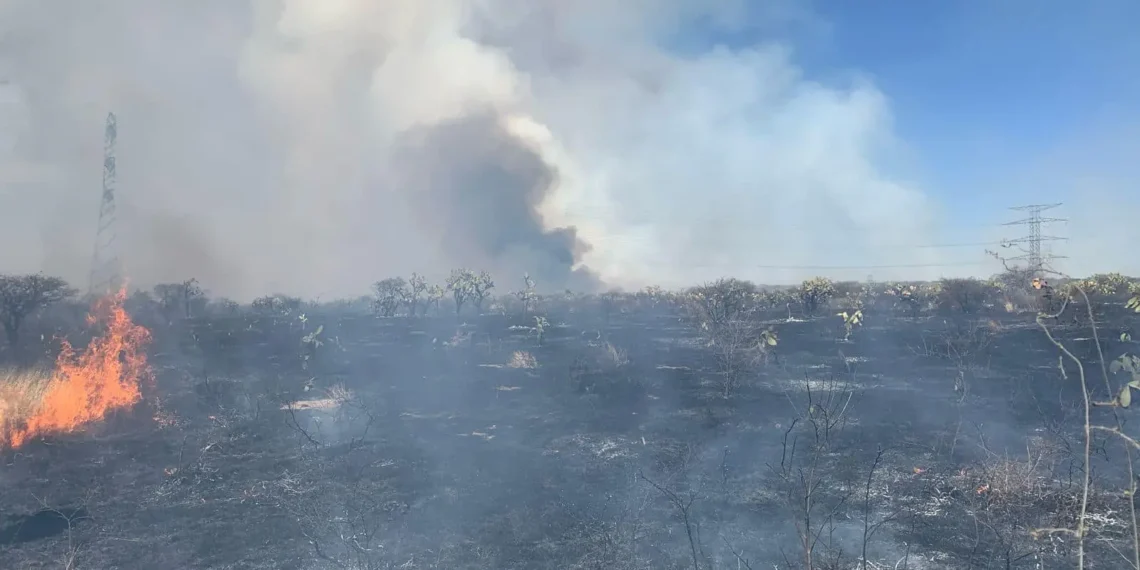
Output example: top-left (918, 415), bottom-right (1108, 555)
top-left (0, 367), bottom-right (53, 443)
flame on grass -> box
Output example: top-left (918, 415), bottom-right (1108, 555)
top-left (2, 290), bottom-right (152, 448)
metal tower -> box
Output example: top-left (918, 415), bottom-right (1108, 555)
top-left (1002, 203), bottom-right (1067, 275)
top-left (88, 112), bottom-right (121, 296)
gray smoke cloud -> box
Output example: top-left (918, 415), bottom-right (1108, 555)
top-left (391, 113), bottom-right (598, 291)
top-left (0, 0), bottom-right (962, 300)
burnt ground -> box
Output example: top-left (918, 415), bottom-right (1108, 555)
top-left (1, 302), bottom-right (1139, 569)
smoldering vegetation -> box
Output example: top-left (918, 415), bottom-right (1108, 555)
top-left (1, 272), bottom-right (1140, 569)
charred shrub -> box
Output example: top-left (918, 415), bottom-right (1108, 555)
top-left (937, 278), bottom-right (996, 315)
top-left (831, 281), bottom-right (867, 310)
top-left (683, 278), bottom-right (758, 330)
top-left (988, 267), bottom-right (1037, 312)
top-left (568, 341), bottom-right (643, 402)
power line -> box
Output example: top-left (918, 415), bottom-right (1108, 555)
top-left (1001, 203), bottom-right (1067, 275)
top-left (913, 241), bottom-right (1004, 249)
top-left (749, 261), bottom-right (992, 270)
top-left (583, 233), bottom-right (1005, 250)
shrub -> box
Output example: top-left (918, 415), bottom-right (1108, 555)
top-left (831, 281), bottom-right (866, 310)
top-left (799, 277), bottom-right (836, 316)
top-left (937, 278), bottom-right (997, 315)
top-left (685, 278), bottom-right (758, 329)
top-left (989, 267), bottom-right (1037, 312)
top-left (1077, 273), bottom-right (1131, 298)
top-left (885, 283), bottom-right (924, 317)
top-left (251, 294), bottom-right (303, 317)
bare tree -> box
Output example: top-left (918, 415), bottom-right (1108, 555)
top-left (769, 374), bottom-right (858, 569)
top-left (639, 446), bottom-right (710, 570)
top-left (405, 273), bottom-right (428, 316)
top-left (152, 279), bottom-right (205, 320)
top-left (371, 277), bottom-right (408, 317)
top-left (0, 273), bottom-right (75, 347)
top-left (446, 269), bottom-right (476, 316)
top-left (471, 271), bottom-right (495, 313)
top-left (684, 278), bottom-right (757, 330)
top-left (180, 278), bottom-right (204, 318)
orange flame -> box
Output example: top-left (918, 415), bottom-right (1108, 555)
top-left (5, 289), bottom-right (152, 448)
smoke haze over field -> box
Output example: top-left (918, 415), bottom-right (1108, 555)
top-left (0, 0), bottom-right (1134, 299)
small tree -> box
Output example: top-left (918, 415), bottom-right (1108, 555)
top-left (426, 285), bottom-right (446, 315)
top-left (799, 276), bottom-right (836, 316)
top-left (152, 283), bottom-right (181, 320)
top-left (405, 273), bottom-right (428, 317)
top-left (0, 273), bottom-right (76, 346)
top-left (446, 269), bottom-right (476, 316)
top-left (151, 279), bottom-right (205, 320)
top-left (471, 271), bottom-right (495, 313)
top-left (685, 278), bottom-right (758, 330)
top-left (183, 278), bottom-right (204, 318)
top-left (516, 273), bottom-right (538, 315)
top-left (372, 278), bottom-right (409, 317)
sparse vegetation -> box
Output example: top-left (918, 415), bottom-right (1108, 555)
top-left (1, 268), bottom-right (1138, 569)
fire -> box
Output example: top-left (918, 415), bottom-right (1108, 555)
top-left (4, 289), bottom-right (152, 448)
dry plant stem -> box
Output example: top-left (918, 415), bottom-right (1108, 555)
top-left (1071, 289), bottom-right (1140, 570)
top-left (1091, 426), bottom-right (1140, 451)
top-left (638, 470), bottom-right (702, 570)
top-left (1076, 286), bottom-right (1140, 570)
top-left (1035, 296), bottom-right (1091, 569)
top-left (720, 535), bottom-right (754, 570)
top-left (860, 446), bottom-right (900, 570)
top-left (33, 493), bottom-right (89, 570)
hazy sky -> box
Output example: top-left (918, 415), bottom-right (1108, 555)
top-left (0, 0), bottom-right (1136, 300)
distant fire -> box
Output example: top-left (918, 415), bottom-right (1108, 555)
top-left (3, 289), bottom-right (152, 448)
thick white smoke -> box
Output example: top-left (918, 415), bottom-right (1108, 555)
top-left (0, 0), bottom-right (958, 299)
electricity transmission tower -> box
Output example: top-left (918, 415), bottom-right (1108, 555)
top-left (1002, 203), bottom-right (1067, 275)
top-left (88, 112), bottom-right (121, 296)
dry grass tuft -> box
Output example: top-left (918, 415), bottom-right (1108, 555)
top-left (0, 367), bottom-right (53, 443)
top-left (507, 351), bottom-right (538, 369)
top-left (597, 342), bottom-right (629, 368)
top-left (325, 383), bottom-right (355, 405)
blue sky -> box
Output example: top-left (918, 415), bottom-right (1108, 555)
top-left (684, 0), bottom-right (1140, 224)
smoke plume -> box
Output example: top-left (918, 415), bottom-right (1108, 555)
top-left (0, 0), bottom-right (957, 299)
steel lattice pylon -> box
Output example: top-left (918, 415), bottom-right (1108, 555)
top-left (88, 112), bottom-right (121, 296)
top-left (1002, 203), bottom-right (1067, 276)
